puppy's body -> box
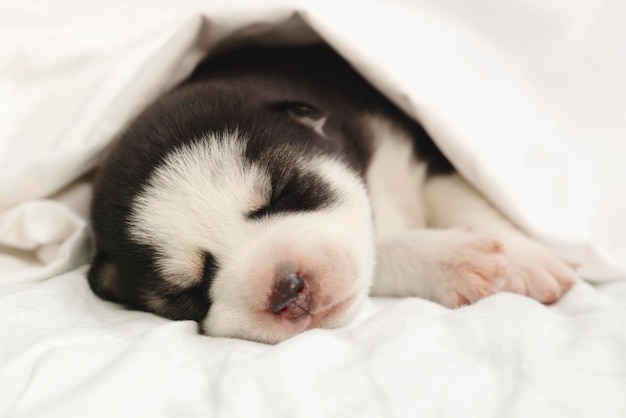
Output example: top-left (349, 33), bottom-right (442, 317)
top-left (89, 45), bottom-right (576, 343)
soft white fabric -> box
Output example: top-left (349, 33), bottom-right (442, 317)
top-left (2, 270), bottom-right (625, 418)
top-left (1, 1), bottom-right (625, 417)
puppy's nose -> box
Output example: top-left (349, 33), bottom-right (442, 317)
top-left (269, 272), bottom-right (304, 314)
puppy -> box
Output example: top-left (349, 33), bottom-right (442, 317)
top-left (88, 44), bottom-right (576, 343)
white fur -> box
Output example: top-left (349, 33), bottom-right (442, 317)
top-left (130, 132), bottom-right (375, 343)
top-left (365, 115), bottom-right (427, 239)
top-left (298, 115), bottom-right (327, 135)
top-left (371, 228), bottom-right (508, 306)
top-left (130, 131), bottom-right (270, 286)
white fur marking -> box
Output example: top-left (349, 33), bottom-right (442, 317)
top-left (365, 115), bottom-right (428, 239)
top-left (130, 131), bottom-right (270, 286)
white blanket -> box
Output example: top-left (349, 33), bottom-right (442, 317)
top-left (1, 1), bottom-right (625, 417)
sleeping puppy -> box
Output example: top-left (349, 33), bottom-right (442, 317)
top-left (88, 44), bottom-right (576, 343)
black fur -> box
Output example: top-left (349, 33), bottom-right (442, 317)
top-left (88, 44), bottom-right (454, 322)
top-left (247, 170), bottom-right (336, 220)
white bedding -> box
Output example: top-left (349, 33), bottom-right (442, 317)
top-left (1, 1), bottom-right (626, 417)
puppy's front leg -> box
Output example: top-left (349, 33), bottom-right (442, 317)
top-left (371, 228), bottom-right (508, 307)
top-left (422, 173), bottom-right (577, 304)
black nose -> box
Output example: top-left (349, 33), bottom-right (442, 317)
top-left (269, 273), bottom-right (304, 314)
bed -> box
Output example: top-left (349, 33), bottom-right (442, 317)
top-left (2, 1), bottom-right (626, 417)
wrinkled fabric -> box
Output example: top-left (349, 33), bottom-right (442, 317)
top-left (1, 272), bottom-right (625, 418)
top-left (1, 0), bottom-right (625, 417)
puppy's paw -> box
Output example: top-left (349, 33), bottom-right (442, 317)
top-left (502, 237), bottom-right (577, 304)
top-left (435, 231), bottom-right (507, 308)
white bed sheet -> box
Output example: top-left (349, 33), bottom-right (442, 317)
top-left (1, 1), bottom-right (625, 417)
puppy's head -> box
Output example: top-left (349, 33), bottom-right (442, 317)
top-left (88, 84), bottom-right (375, 343)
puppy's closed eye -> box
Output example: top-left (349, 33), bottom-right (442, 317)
top-left (246, 171), bottom-right (336, 220)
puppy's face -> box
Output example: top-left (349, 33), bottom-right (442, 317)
top-left (89, 91), bottom-right (375, 343)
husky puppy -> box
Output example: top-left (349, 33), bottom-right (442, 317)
top-left (88, 45), bottom-right (576, 343)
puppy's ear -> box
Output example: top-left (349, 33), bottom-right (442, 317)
top-left (87, 248), bottom-right (122, 302)
top-left (270, 100), bottom-right (327, 134)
